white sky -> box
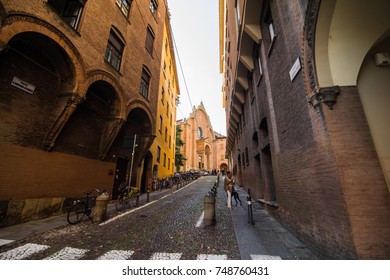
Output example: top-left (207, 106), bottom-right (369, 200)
top-left (168, 0), bottom-right (227, 136)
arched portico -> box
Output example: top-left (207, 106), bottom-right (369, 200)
top-left (305, 0), bottom-right (390, 190)
top-left (302, 0), bottom-right (390, 259)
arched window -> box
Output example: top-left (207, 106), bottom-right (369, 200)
top-left (197, 127), bottom-right (203, 139)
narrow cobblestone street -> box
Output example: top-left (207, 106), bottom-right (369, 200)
top-left (0, 177), bottom-right (240, 260)
top-left (0, 176), bottom-right (320, 260)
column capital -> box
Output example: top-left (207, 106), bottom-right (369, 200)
top-left (308, 86), bottom-right (340, 110)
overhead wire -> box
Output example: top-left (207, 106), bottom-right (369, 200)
top-left (170, 26), bottom-right (193, 114)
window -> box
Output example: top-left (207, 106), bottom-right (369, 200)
top-left (165, 127), bottom-right (168, 142)
top-left (169, 136), bottom-right (171, 148)
top-left (116, 0), bottom-right (131, 17)
top-left (198, 127), bottom-right (203, 139)
top-left (105, 29), bottom-right (125, 71)
top-left (168, 158), bottom-right (170, 170)
top-left (48, 0), bottom-right (85, 30)
top-left (145, 26), bottom-right (155, 55)
top-left (166, 103), bottom-right (169, 117)
top-left (159, 115), bottom-right (163, 133)
top-left (163, 153), bottom-right (166, 167)
top-left (161, 87), bottom-right (165, 104)
top-left (235, 0), bottom-right (241, 27)
top-left (264, 4), bottom-right (276, 43)
top-left (241, 104), bottom-right (245, 125)
top-left (150, 0), bottom-right (158, 17)
top-left (245, 147), bottom-right (249, 166)
top-left (140, 67), bottom-right (151, 98)
top-left (256, 46), bottom-right (263, 85)
top-left (157, 146), bottom-right (161, 162)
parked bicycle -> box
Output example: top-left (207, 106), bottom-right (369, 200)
top-left (67, 189), bottom-right (104, 224)
top-left (115, 183), bottom-right (139, 211)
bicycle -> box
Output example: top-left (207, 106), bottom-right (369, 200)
top-left (67, 189), bottom-right (103, 224)
top-left (115, 185), bottom-right (139, 211)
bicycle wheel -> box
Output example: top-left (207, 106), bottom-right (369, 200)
top-left (116, 195), bottom-right (128, 211)
top-left (67, 202), bottom-right (87, 224)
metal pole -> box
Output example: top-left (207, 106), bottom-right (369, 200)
top-left (247, 189), bottom-right (255, 225)
top-left (127, 134), bottom-right (137, 187)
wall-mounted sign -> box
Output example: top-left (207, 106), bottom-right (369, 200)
top-left (289, 56), bottom-right (302, 81)
top-left (11, 76), bottom-right (36, 94)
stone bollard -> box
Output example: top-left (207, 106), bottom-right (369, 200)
top-left (146, 188), bottom-right (150, 203)
top-left (203, 194), bottom-right (216, 226)
top-left (92, 192), bottom-right (109, 223)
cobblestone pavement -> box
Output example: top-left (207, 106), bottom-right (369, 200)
top-left (0, 177), bottom-right (241, 260)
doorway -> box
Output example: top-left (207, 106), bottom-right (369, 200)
top-left (112, 158), bottom-right (128, 200)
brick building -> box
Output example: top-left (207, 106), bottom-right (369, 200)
top-left (0, 0), bottom-right (168, 226)
top-left (177, 102), bottom-right (228, 173)
top-left (220, 0), bottom-right (390, 259)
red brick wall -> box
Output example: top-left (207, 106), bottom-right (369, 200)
top-left (0, 142), bottom-right (116, 227)
top-left (0, 143), bottom-right (115, 199)
top-left (324, 86), bottom-right (390, 259)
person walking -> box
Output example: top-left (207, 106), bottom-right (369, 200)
top-left (224, 171), bottom-right (234, 209)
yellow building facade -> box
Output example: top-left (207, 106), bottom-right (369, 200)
top-left (149, 11), bottom-right (180, 179)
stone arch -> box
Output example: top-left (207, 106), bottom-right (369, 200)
top-left (303, 0), bottom-right (390, 97)
top-left (316, 0), bottom-right (390, 87)
top-left (357, 34), bottom-right (390, 189)
top-left (219, 163), bottom-right (228, 175)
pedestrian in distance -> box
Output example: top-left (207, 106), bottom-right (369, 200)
top-left (224, 171), bottom-right (234, 209)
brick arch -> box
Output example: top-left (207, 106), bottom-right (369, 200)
top-left (126, 99), bottom-right (155, 134)
top-left (0, 13), bottom-right (86, 92)
top-left (85, 69), bottom-right (126, 119)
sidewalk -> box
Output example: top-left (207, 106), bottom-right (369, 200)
top-left (230, 186), bottom-right (318, 260)
top-left (0, 188), bottom-right (170, 246)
